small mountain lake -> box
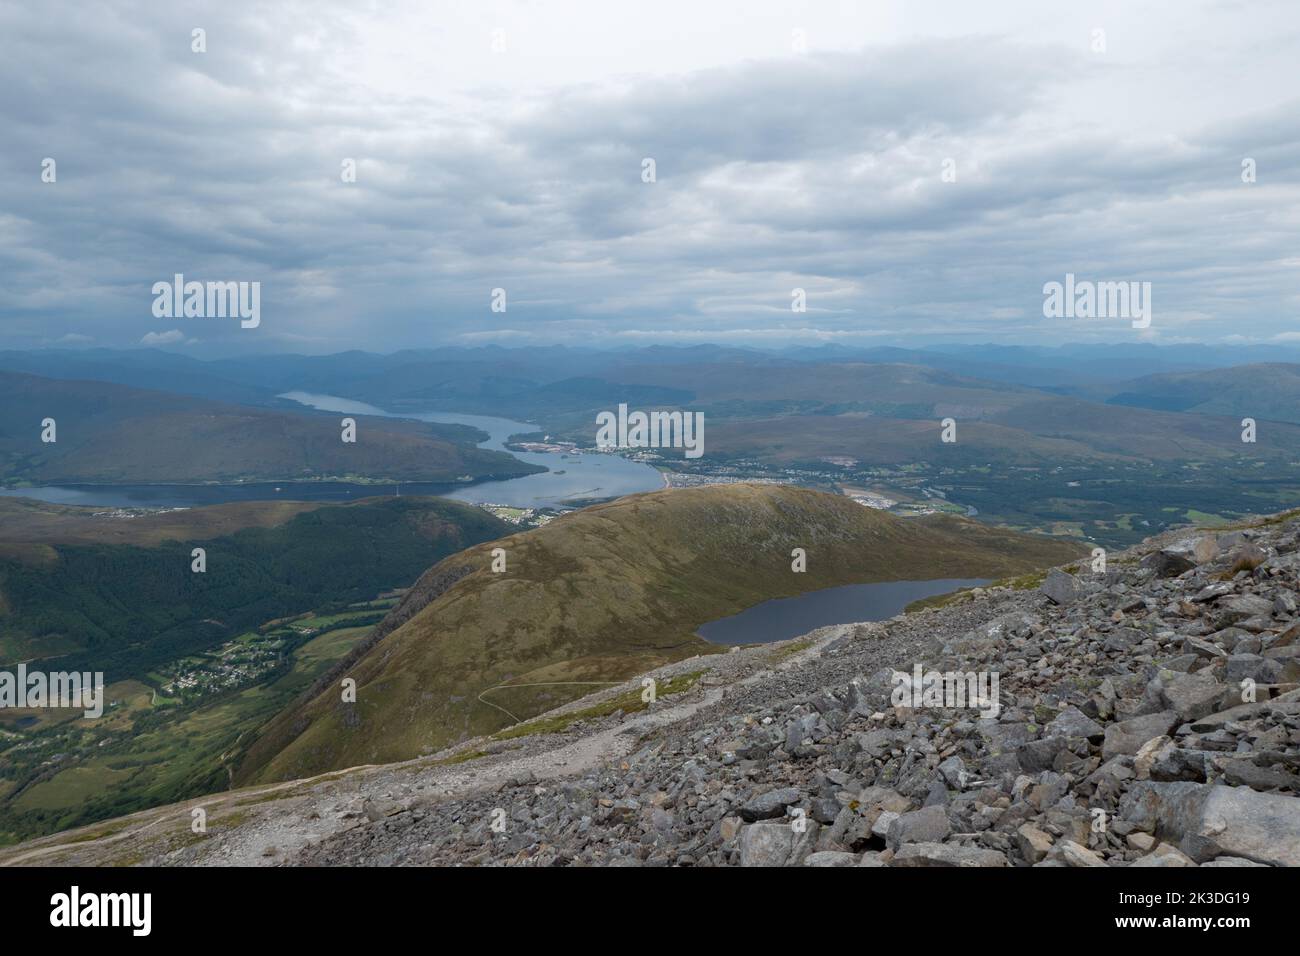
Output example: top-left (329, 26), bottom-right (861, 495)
top-left (697, 578), bottom-right (990, 645)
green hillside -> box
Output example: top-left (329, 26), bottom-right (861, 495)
top-left (1103, 363), bottom-right (1300, 423)
top-left (0, 496), bottom-right (514, 677)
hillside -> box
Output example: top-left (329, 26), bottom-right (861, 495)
top-left (0, 496), bottom-right (325, 551)
top-left (0, 372), bottom-right (541, 485)
top-left (5, 506), bottom-right (1298, 868)
top-left (234, 484), bottom-right (1082, 784)
top-left (1101, 363), bottom-right (1300, 424)
top-left (0, 496), bottom-right (514, 676)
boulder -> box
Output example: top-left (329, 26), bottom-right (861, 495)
top-left (738, 821), bottom-right (821, 866)
top-left (886, 805), bottom-right (951, 850)
top-left (1015, 823), bottom-right (1054, 863)
top-left (891, 842), bottom-right (1008, 867)
top-left (1046, 706), bottom-right (1105, 740)
top-left (1142, 551), bottom-right (1195, 578)
top-left (1157, 671), bottom-right (1223, 721)
top-left (1041, 568), bottom-right (1080, 606)
top-left (1102, 710), bottom-right (1181, 760)
top-left (739, 787), bottom-right (803, 822)
top-left (1121, 781), bottom-right (1300, 866)
top-left (803, 851), bottom-right (860, 867)
top-left (1047, 839), bottom-right (1107, 867)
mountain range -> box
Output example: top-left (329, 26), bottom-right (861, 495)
top-left (0, 371), bottom-right (538, 485)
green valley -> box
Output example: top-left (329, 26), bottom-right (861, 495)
top-left (0, 597), bottom-right (387, 844)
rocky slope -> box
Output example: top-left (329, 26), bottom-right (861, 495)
top-left (4, 511), bottom-right (1299, 867)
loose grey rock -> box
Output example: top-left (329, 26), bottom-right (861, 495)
top-left (739, 787), bottom-right (803, 822)
top-left (891, 842), bottom-right (1008, 867)
top-left (1121, 782), bottom-right (1300, 866)
top-left (1041, 568), bottom-right (1080, 605)
top-left (1103, 711), bottom-right (1181, 760)
top-left (738, 821), bottom-right (820, 867)
top-left (886, 805), bottom-right (951, 851)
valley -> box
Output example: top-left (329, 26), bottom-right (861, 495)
top-left (0, 596), bottom-right (388, 844)
top-left (5, 348), bottom-right (1298, 551)
top-left (0, 495), bottom-right (513, 675)
top-left (0, 480), bottom-right (1079, 844)
top-left (0, 495), bottom-right (516, 843)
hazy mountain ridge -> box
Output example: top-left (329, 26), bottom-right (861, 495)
top-left (1099, 363), bottom-right (1300, 424)
top-left (0, 371), bottom-right (540, 485)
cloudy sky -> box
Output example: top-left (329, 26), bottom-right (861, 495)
top-left (1, 0), bottom-right (1297, 354)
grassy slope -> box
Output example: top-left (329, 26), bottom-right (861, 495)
top-left (237, 484), bottom-right (1083, 784)
top-left (0, 497), bottom-right (326, 553)
top-left (0, 371), bottom-right (541, 484)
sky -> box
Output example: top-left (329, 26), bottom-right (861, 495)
top-left (1, 0), bottom-right (1297, 355)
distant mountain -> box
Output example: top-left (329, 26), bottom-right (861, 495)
top-left (775, 343), bottom-right (1300, 387)
top-left (12, 342), bottom-right (1297, 414)
top-left (1099, 363), bottom-right (1300, 424)
top-left (234, 483), bottom-right (1083, 784)
top-left (0, 372), bottom-right (541, 485)
top-left (0, 349), bottom-right (284, 405)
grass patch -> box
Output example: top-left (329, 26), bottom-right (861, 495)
top-left (905, 589), bottom-right (972, 613)
top-left (1214, 508), bottom-right (1300, 532)
top-left (429, 749), bottom-right (490, 767)
top-left (993, 568), bottom-right (1051, 591)
top-left (491, 671), bottom-right (707, 741)
top-left (767, 637), bottom-right (815, 662)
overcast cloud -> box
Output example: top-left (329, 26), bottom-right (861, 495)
top-left (0, 0), bottom-right (1297, 353)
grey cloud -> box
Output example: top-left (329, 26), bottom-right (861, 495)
top-left (0, 1), bottom-right (1296, 351)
